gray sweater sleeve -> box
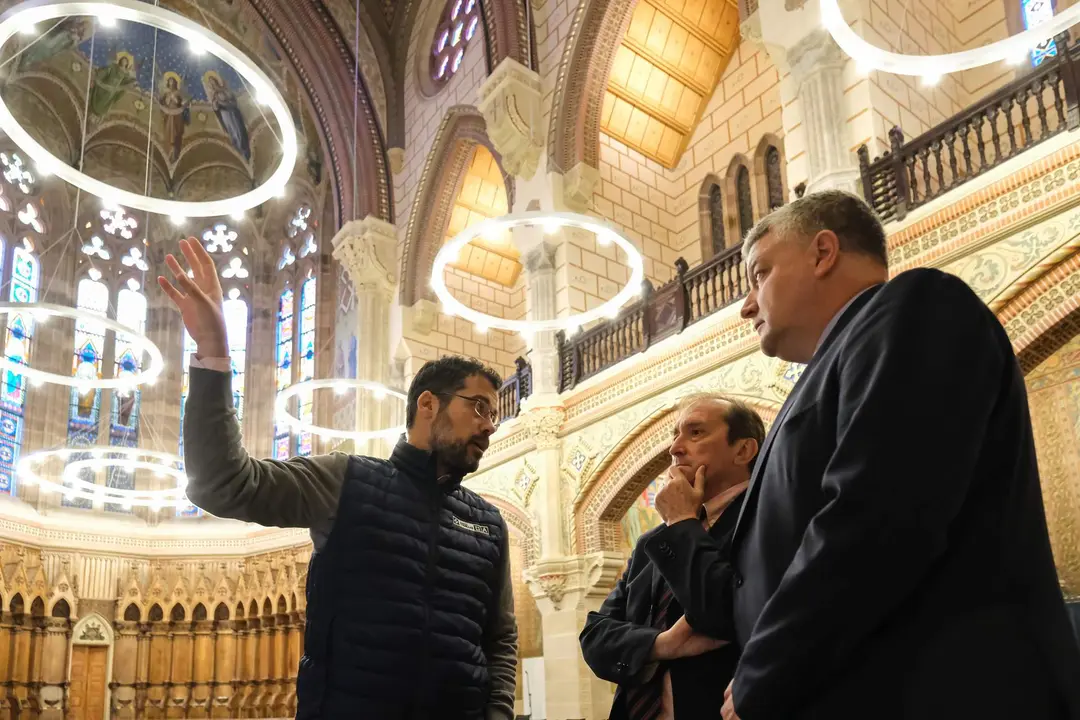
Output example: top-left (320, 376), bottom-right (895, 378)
top-left (182, 366), bottom-right (348, 534)
top-left (485, 525), bottom-right (519, 720)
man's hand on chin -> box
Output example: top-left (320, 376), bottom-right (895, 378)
top-left (721, 680), bottom-right (741, 720)
top-left (655, 464), bottom-right (705, 525)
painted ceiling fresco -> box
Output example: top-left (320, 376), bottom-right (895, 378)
top-left (0, 0), bottom-right (325, 203)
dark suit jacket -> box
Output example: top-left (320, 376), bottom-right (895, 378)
top-left (649, 269), bottom-right (1080, 720)
top-left (579, 492), bottom-right (745, 720)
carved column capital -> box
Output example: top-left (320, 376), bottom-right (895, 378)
top-left (477, 57), bottom-right (543, 179)
top-left (331, 215), bottom-right (398, 300)
top-left (523, 553), bottom-right (626, 612)
top-left (785, 28), bottom-right (849, 85)
top-left (523, 241), bottom-right (558, 275)
top-left (521, 404), bottom-right (565, 449)
top-left (562, 162), bottom-right (601, 212)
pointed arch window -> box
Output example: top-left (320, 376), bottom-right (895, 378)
top-left (297, 276), bottom-right (316, 457)
top-left (765, 146), bottom-right (784, 211)
top-left (223, 289), bottom-right (249, 421)
top-left (736, 166), bottom-right (754, 241)
top-left (273, 288), bottom-right (295, 460)
top-left (0, 243), bottom-right (39, 494)
top-left (64, 276), bottom-right (109, 508)
top-left (708, 184), bottom-right (726, 256)
top-left (106, 281), bottom-right (147, 512)
top-left (177, 329), bottom-right (201, 517)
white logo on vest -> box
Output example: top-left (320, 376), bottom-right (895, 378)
top-left (452, 516), bottom-right (491, 536)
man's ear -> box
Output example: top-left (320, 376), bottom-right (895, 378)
top-left (416, 390), bottom-right (440, 421)
top-left (811, 229), bottom-right (842, 278)
top-left (734, 438), bottom-right (759, 468)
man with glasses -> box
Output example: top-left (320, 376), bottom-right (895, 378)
top-left (159, 237), bottom-right (517, 720)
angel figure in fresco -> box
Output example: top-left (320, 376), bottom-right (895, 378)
top-left (17, 16), bottom-right (91, 71)
top-left (159, 72), bottom-right (191, 163)
top-left (203, 71), bottom-right (250, 160)
top-left (89, 51), bottom-right (136, 121)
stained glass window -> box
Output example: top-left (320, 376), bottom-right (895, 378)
top-left (297, 277), bottom-right (316, 457)
top-left (765, 146), bottom-right (785, 211)
top-left (708, 184), bottom-right (725, 256)
top-left (0, 243), bottom-right (38, 494)
top-left (106, 285), bottom-right (147, 513)
top-left (178, 329), bottom-right (200, 517)
top-left (65, 277), bottom-right (109, 508)
top-left (736, 165), bottom-right (754, 241)
top-left (430, 0), bottom-right (481, 88)
top-left (1023, 0), bottom-right (1057, 67)
top-left (223, 290), bottom-right (249, 423)
top-left (274, 288), bottom-right (295, 460)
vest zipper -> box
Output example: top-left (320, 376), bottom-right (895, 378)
top-left (419, 486), bottom-right (440, 709)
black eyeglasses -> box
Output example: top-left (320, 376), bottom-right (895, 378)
top-left (442, 393), bottom-right (500, 428)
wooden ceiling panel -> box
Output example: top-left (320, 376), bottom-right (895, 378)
top-left (602, 0), bottom-right (740, 168)
top-left (444, 145), bottom-right (520, 288)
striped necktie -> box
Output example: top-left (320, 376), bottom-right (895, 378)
top-left (624, 582), bottom-right (678, 720)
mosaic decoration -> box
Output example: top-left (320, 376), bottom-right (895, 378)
top-left (0, 244), bottom-right (38, 494)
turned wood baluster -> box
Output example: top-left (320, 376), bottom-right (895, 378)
top-left (945, 131), bottom-right (959, 188)
top-left (1051, 70), bottom-right (1066, 128)
top-left (975, 113), bottom-right (989, 168)
top-left (920, 147), bottom-right (932, 200)
top-left (932, 139), bottom-right (945, 192)
top-left (989, 105), bottom-right (1002, 164)
top-left (1036, 77), bottom-right (1051, 138)
top-left (906, 154), bottom-right (920, 204)
top-left (1004, 98), bottom-right (1018, 155)
top-left (1020, 87), bottom-right (1034, 148)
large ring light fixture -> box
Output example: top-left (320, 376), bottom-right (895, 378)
top-left (0, 0), bottom-right (298, 217)
top-left (0, 302), bottom-right (164, 391)
top-left (275, 379), bottom-right (407, 443)
top-left (18, 446), bottom-right (189, 510)
top-left (822, 0), bottom-right (1080, 78)
top-left (431, 211), bottom-right (645, 335)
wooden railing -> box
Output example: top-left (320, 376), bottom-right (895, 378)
top-left (859, 32), bottom-right (1080, 222)
top-left (556, 244), bottom-right (750, 392)
top-left (497, 357), bottom-right (532, 422)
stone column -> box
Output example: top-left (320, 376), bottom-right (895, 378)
top-left (37, 617), bottom-right (68, 720)
top-left (331, 216), bottom-right (398, 457)
top-left (748, 1), bottom-right (860, 194)
top-left (524, 553), bottom-right (626, 720)
top-left (190, 619), bottom-right (215, 718)
top-left (786, 29), bottom-right (860, 193)
top-left (521, 242), bottom-right (560, 397)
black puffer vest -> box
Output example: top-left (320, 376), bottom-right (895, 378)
top-left (297, 439), bottom-right (506, 719)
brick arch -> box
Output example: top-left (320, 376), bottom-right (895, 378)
top-left (573, 397), bottom-right (780, 554)
top-left (547, 0), bottom-right (635, 175)
top-left (993, 246), bottom-right (1080, 374)
top-left (485, 495), bottom-right (540, 567)
top-left (399, 105), bottom-right (514, 306)
top-left (249, 0), bottom-right (391, 225)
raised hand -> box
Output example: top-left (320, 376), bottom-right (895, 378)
top-left (157, 237), bottom-right (228, 358)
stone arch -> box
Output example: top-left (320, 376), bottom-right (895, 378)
top-left (399, 105), bottom-right (514, 305)
top-left (574, 396), bottom-right (780, 554)
top-left (122, 603), bottom-right (142, 623)
top-left (547, 0), bottom-right (634, 174)
top-left (486, 496), bottom-right (539, 567)
top-left (994, 247), bottom-right (1080, 374)
top-left (248, 0), bottom-right (391, 224)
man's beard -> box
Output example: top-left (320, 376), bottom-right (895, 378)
top-left (431, 412), bottom-right (483, 475)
